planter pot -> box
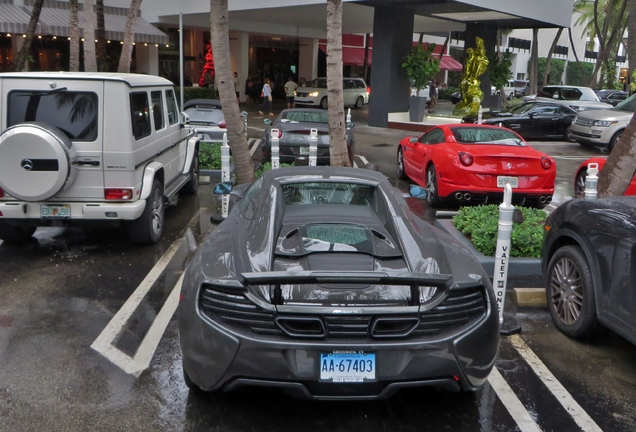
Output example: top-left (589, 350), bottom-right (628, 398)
top-left (409, 96), bottom-right (428, 122)
top-left (434, 219), bottom-right (542, 278)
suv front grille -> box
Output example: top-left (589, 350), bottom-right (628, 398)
top-left (296, 92), bottom-right (310, 97)
top-left (573, 117), bottom-right (594, 126)
top-left (199, 284), bottom-right (487, 340)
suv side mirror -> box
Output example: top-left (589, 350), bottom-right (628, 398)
top-left (264, 118), bottom-right (273, 125)
top-left (241, 111), bottom-right (248, 118)
top-left (213, 181), bottom-right (233, 195)
top-left (346, 122), bottom-right (355, 129)
top-left (180, 111), bottom-right (190, 126)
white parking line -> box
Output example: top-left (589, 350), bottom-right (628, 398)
top-left (551, 156), bottom-right (602, 160)
top-left (248, 126), bottom-right (265, 132)
top-left (249, 138), bottom-right (261, 156)
top-left (488, 367), bottom-right (543, 432)
top-left (508, 334), bottom-right (603, 432)
top-left (357, 155), bottom-right (369, 165)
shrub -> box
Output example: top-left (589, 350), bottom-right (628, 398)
top-left (255, 162), bottom-right (295, 177)
top-left (452, 205), bottom-right (546, 258)
top-left (175, 87), bottom-right (217, 102)
top-left (199, 141), bottom-right (224, 170)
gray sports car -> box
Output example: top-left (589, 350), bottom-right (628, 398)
top-left (261, 109), bottom-right (355, 165)
top-left (179, 167), bottom-right (499, 400)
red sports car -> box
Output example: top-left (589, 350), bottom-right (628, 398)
top-left (397, 124), bottom-right (556, 207)
top-left (574, 157), bottom-right (636, 198)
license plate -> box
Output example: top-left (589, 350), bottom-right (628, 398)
top-left (299, 146), bottom-right (309, 155)
top-left (497, 176), bottom-right (518, 188)
top-left (41, 204), bottom-right (71, 218)
top-left (319, 351), bottom-right (376, 382)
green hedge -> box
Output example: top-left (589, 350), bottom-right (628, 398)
top-left (199, 142), bottom-right (224, 170)
top-left (452, 205), bottom-right (546, 258)
top-left (566, 62), bottom-right (595, 87)
top-left (175, 87), bottom-right (218, 102)
top-left (438, 87), bottom-right (459, 100)
top-left (537, 58), bottom-right (566, 86)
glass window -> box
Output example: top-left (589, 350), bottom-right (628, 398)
top-left (130, 92), bottom-right (151, 140)
top-left (419, 128), bottom-right (445, 144)
top-left (451, 127), bottom-right (525, 146)
top-left (280, 110), bottom-right (328, 123)
top-left (307, 78), bottom-right (327, 88)
top-left (282, 182), bottom-right (375, 206)
top-left (165, 89), bottom-right (179, 125)
top-left (239, 176), bottom-right (264, 216)
top-left (151, 91), bottom-right (164, 131)
top-left (8, 90), bottom-right (98, 141)
top-left (354, 79), bottom-right (367, 89)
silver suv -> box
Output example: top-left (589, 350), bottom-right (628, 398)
top-left (534, 85), bottom-right (612, 111)
top-left (0, 72), bottom-right (200, 244)
top-left (569, 93), bottom-right (636, 150)
top-left (295, 77), bottom-right (369, 109)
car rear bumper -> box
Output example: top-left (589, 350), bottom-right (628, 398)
top-left (0, 200), bottom-right (146, 222)
top-left (178, 296), bottom-right (499, 399)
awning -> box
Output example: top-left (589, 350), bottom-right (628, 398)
top-left (29, 6), bottom-right (168, 45)
top-left (439, 55), bottom-right (463, 71)
top-left (0, 3), bottom-right (42, 34)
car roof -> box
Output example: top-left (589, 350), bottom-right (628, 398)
top-left (0, 71), bottom-right (172, 87)
top-left (261, 166), bottom-right (387, 184)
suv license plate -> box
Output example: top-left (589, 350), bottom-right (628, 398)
top-left (299, 146), bottom-right (309, 155)
top-left (497, 176), bottom-right (518, 188)
top-left (319, 351), bottom-right (376, 382)
top-left (41, 204), bottom-right (71, 218)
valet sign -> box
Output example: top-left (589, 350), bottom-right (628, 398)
top-left (492, 184), bottom-right (514, 324)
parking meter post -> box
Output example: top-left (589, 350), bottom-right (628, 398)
top-left (221, 133), bottom-right (231, 219)
top-left (585, 162), bottom-right (599, 200)
top-left (309, 128), bottom-right (318, 166)
top-left (492, 183), bottom-right (521, 335)
top-left (271, 129), bottom-right (280, 169)
top-left (477, 105), bottom-right (483, 124)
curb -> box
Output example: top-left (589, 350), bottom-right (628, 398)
top-left (434, 219), bottom-right (542, 278)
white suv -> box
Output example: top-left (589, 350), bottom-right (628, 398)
top-left (0, 72), bottom-right (200, 244)
top-left (295, 77), bottom-right (369, 109)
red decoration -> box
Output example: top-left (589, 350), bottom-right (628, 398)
top-left (199, 43), bottom-right (215, 87)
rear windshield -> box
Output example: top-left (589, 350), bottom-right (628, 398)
top-left (613, 93), bottom-right (636, 113)
top-left (282, 182), bottom-right (375, 206)
top-left (302, 224), bottom-right (373, 253)
top-left (184, 106), bottom-right (225, 125)
top-left (8, 90), bottom-right (98, 141)
top-left (451, 127), bottom-right (525, 146)
top-left (281, 111), bottom-right (329, 123)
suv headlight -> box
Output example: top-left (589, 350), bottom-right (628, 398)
top-left (592, 120), bottom-right (617, 127)
top-left (308, 91), bottom-right (320, 97)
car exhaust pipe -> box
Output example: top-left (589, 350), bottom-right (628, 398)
top-left (463, 193), bottom-right (471, 201)
top-left (546, 196), bottom-right (552, 203)
top-left (539, 196), bottom-right (547, 203)
top-left (455, 192), bottom-right (463, 200)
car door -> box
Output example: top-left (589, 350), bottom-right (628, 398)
top-left (343, 79), bottom-right (355, 106)
top-left (407, 128), bottom-right (445, 181)
top-left (528, 105), bottom-right (558, 138)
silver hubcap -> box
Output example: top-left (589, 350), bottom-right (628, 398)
top-left (427, 168), bottom-right (436, 197)
top-left (550, 257), bottom-right (583, 325)
top-left (151, 188), bottom-right (163, 235)
top-left (576, 172), bottom-right (586, 198)
top-left (397, 151), bottom-right (403, 174)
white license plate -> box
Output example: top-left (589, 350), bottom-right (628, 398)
top-left (497, 176), bottom-right (518, 188)
top-left (320, 351), bottom-right (376, 382)
top-left (41, 204), bottom-right (71, 218)
top-left (299, 146), bottom-right (309, 155)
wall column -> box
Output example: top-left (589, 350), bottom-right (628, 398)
top-left (135, 44), bottom-right (159, 76)
top-left (299, 38), bottom-right (318, 83)
top-left (368, 6), bottom-right (414, 127)
top-left (230, 31), bottom-right (249, 102)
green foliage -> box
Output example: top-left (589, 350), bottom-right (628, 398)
top-left (199, 141), bottom-right (224, 170)
top-left (566, 61), bottom-right (594, 86)
top-left (452, 205), bottom-right (547, 259)
top-left (175, 87), bottom-right (217, 103)
top-left (537, 58), bottom-right (566, 85)
top-left (488, 50), bottom-right (513, 89)
top-left (255, 162), bottom-right (295, 177)
top-left (402, 44), bottom-right (440, 94)
top-left (438, 86), bottom-right (459, 100)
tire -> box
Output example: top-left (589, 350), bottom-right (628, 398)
top-left (397, 147), bottom-right (408, 180)
top-left (355, 96), bottom-right (364, 109)
top-left (564, 125), bottom-right (576, 143)
top-left (426, 164), bottom-right (440, 208)
top-left (320, 97), bottom-right (328, 110)
top-left (0, 221), bottom-right (36, 242)
top-left (545, 245), bottom-right (600, 339)
top-left (180, 154), bottom-right (199, 195)
top-left (126, 179), bottom-right (164, 245)
top-left (575, 168), bottom-right (587, 198)
top-left (609, 130), bottom-right (623, 151)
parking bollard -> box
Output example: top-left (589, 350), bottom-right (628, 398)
top-left (477, 105), bottom-right (483, 124)
top-left (271, 129), bottom-right (280, 169)
top-left (309, 128), bottom-right (318, 167)
top-left (585, 162), bottom-right (599, 200)
top-left (346, 108), bottom-right (352, 124)
top-left (221, 133), bottom-right (231, 219)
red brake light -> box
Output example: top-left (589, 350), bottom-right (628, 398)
top-left (278, 130), bottom-right (283, 139)
top-left (541, 156), bottom-right (552, 170)
top-left (218, 121), bottom-right (226, 129)
top-left (367, 87), bottom-right (371, 94)
top-left (105, 188), bottom-right (133, 200)
top-left (0, 187), bottom-right (4, 198)
top-left (458, 151), bottom-right (474, 167)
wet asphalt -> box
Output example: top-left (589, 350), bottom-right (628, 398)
top-left (1, 102), bottom-right (634, 431)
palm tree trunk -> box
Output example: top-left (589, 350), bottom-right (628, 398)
top-left (83, 0), bottom-right (98, 72)
top-left (210, 0), bottom-right (254, 185)
top-left (96, 0), bottom-right (108, 71)
top-left (568, 27), bottom-right (587, 84)
top-left (326, 0), bottom-right (349, 167)
top-left (118, 0), bottom-right (143, 73)
top-left (628, 0), bottom-right (636, 92)
top-left (363, 33), bottom-right (370, 83)
top-left (543, 28), bottom-right (564, 86)
top-left (529, 28), bottom-right (539, 95)
top-left (13, 0), bottom-right (44, 71)
top-left (69, 0), bottom-right (80, 72)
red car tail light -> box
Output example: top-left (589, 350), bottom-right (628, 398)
top-left (105, 188), bottom-right (133, 200)
top-left (0, 187), bottom-right (4, 198)
top-left (367, 87), bottom-right (371, 94)
top-left (278, 130), bottom-right (283, 139)
top-left (458, 152), bottom-right (474, 167)
top-left (218, 121), bottom-right (227, 129)
top-left (541, 156), bottom-right (552, 170)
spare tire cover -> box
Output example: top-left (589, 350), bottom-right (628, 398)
top-left (0, 122), bottom-right (75, 202)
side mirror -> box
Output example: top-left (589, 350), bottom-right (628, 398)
top-left (241, 111), bottom-right (248, 118)
top-left (213, 181), bottom-right (233, 195)
top-left (409, 185), bottom-right (428, 199)
top-left (180, 111), bottom-right (190, 126)
top-left (528, 112), bottom-right (536, 118)
top-left (264, 118), bottom-right (273, 125)
top-left (346, 122), bottom-right (355, 129)
top-left (408, 137), bottom-right (418, 143)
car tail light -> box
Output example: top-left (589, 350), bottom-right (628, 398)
top-left (458, 152), bottom-right (474, 167)
top-left (541, 156), bottom-right (552, 170)
top-left (0, 187), bottom-right (3, 198)
top-left (278, 130), bottom-right (283, 139)
top-left (367, 87), bottom-right (370, 94)
top-left (218, 121), bottom-right (226, 129)
top-left (105, 188), bottom-right (133, 200)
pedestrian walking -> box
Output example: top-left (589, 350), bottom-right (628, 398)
top-left (284, 76), bottom-right (298, 109)
top-left (259, 77), bottom-right (274, 116)
top-left (429, 79), bottom-right (438, 112)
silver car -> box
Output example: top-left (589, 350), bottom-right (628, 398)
top-left (533, 85), bottom-right (612, 112)
top-left (295, 77), bottom-right (369, 109)
top-left (569, 92), bottom-right (636, 150)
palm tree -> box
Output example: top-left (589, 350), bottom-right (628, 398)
top-left (118, 0), bottom-right (143, 73)
top-left (69, 0), bottom-right (80, 71)
top-left (326, 0), bottom-right (350, 167)
top-left (96, 0), bottom-right (108, 71)
top-left (628, 0), bottom-right (636, 91)
top-left (13, 0), bottom-right (44, 71)
top-left (529, 28), bottom-right (539, 95)
top-left (543, 28), bottom-right (564, 86)
top-left (210, 0), bottom-right (254, 185)
top-left (83, 0), bottom-right (98, 72)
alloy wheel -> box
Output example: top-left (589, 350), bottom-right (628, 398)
top-left (550, 256), bottom-right (584, 326)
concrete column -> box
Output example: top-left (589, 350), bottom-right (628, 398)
top-left (464, 22), bottom-right (498, 108)
top-left (368, 6), bottom-right (414, 128)
top-left (135, 44), bottom-right (159, 76)
top-left (230, 31), bottom-right (249, 101)
top-left (299, 38), bottom-right (318, 82)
